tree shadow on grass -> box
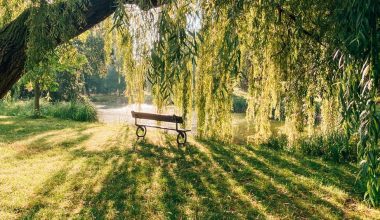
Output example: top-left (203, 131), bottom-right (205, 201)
top-left (200, 139), bottom-right (364, 219)
top-left (0, 116), bottom-right (93, 143)
top-left (65, 137), bottom-right (367, 218)
top-left (74, 145), bottom-right (157, 219)
top-left (70, 137), bottom-right (264, 219)
top-left (22, 167), bottom-right (71, 218)
top-left (159, 141), bottom-right (262, 219)
top-left (20, 142), bottom-right (127, 219)
top-left (246, 145), bottom-right (364, 198)
top-left (10, 131), bottom-right (93, 161)
top-left (17, 127), bottom-right (129, 219)
top-left (19, 131), bottom-right (370, 219)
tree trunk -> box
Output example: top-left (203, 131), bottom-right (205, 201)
top-left (0, 11), bottom-right (30, 100)
top-left (81, 72), bottom-right (88, 97)
top-left (0, 0), bottom-right (167, 99)
top-left (34, 80), bottom-right (41, 116)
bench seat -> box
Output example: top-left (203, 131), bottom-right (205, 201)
top-left (131, 111), bottom-right (191, 145)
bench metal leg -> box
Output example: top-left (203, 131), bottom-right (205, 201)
top-left (177, 131), bottom-right (187, 145)
top-left (136, 125), bottom-right (147, 139)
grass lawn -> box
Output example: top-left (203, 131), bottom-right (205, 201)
top-left (0, 116), bottom-right (379, 219)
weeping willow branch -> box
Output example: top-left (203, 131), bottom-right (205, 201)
top-left (275, 3), bottom-right (325, 47)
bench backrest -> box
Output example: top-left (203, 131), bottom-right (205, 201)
top-left (131, 111), bottom-right (184, 123)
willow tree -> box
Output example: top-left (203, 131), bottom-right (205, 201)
top-left (146, 0), bottom-right (379, 205)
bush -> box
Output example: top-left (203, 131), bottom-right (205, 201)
top-left (0, 99), bottom-right (97, 122)
top-left (261, 134), bottom-right (288, 150)
top-left (232, 95), bottom-right (248, 113)
top-left (43, 98), bottom-right (97, 122)
top-left (0, 100), bottom-right (35, 116)
top-left (297, 132), bottom-right (356, 163)
top-left (258, 131), bottom-right (356, 163)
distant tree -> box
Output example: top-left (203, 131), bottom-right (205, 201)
top-left (23, 45), bottom-right (87, 115)
top-left (105, 64), bottom-right (126, 95)
top-left (75, 32), bottom-right (107, 95)
top-left (50, 70), bottom-right (83, 102)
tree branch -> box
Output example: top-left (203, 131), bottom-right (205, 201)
top-left (276, 3), bottom-right (324, 47)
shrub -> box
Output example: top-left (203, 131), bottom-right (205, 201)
top-left (43, 98), bottom-right (97, 122)
top-left (297, 132), bottom-right (356, 163)
top-left (0, 100), bottom-right (35, 116)
top-left (258, 131), bottom-right (356, 163)
top-left (261, 134), bottom-right (288, 150)
top-left (0, 99), bottom-right (97, 122)
top-left (232, 95), bottom-right (248, 113)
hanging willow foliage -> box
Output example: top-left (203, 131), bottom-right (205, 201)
top-left (195, 14), bottom-right (232, 141)
top-left (333, 0), bottom-right (380, 206)
top-left (26, 0), bottom-right (87, 68)
top-left (148, 1), bottom-right (198, 122)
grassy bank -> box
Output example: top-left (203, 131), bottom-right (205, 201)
top-left (0, 116), bottom-right (379, 219)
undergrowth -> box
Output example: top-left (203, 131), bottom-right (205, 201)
top-left (261, 132), bottom-right (357, 163)
top-left (0, 99), bottom-right (97, 122)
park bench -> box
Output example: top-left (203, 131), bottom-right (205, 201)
top-left (131, 111), bottom-right (191, 145)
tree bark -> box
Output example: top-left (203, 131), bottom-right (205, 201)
top-left (0, 0), bottom-right (167, 99)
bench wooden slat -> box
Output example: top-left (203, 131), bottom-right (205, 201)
top-left (137, 124), bottom-right (191, 132)
top-left (132, 111), bottom-right (184, 123)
